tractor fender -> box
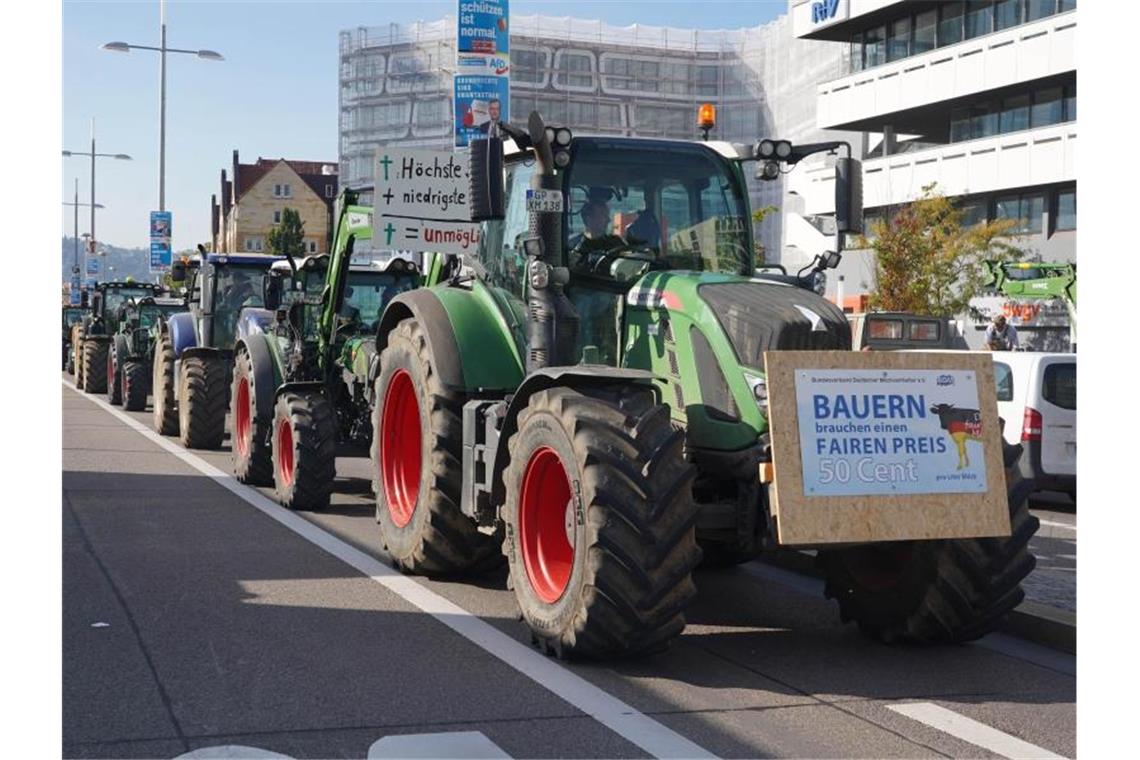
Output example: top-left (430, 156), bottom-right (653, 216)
top-left (237, 308), bottom-right (275, 341)
top-left (273, 381), bottom-right (325, 404)
top-left (488, 366), bottom-right (660, 508)
top-left (235, 333), bottom-right (283, 425)
top-left (374, 289), bottom-right (463, 390)
top-left (167, 312), bottom-right (198, 359)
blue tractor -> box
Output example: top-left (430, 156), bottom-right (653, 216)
top-left (153, 250), bottom-right (285, 448)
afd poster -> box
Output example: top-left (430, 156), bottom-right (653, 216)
top-left (150, 211), bottom-right (172, 273)
top-left (455, 0), bottom-right (509, 148)
top-left (795, 368), bottom-right (988, 497)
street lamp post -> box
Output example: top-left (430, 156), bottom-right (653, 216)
top-left (102, 0), bottom-right (223, 213)
top-left (62, 178), bottom-right (105, 273)
top-left (62, 118), bottom-right (130, 271)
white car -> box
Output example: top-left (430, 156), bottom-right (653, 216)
top-left (992, 352), bottom-right (1076, 500)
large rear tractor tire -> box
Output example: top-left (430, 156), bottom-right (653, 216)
top-left (122, 361), bottom-right (148, 412)
top-left (178, 355), bottom-right (228, 449)
top-left (81, 341), bottom-right (108, 394)
top-left (106, 343), bottom-right (123, 406)
top-left (152, 332), bottom-right (179, 435)
top-left (816, 442), bottom-right (1039, 644)
top-left (503, 386), bottom-right (701, 659)
top-left (230, 347), bottom-right (273, 485)
top-left (71, 326), bottom-right (85, 382)
top-left (272, 391), bottom-right (337, 511)
top-left (372, 318), bottom-right (502, 576)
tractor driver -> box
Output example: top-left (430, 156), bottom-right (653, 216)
top-left (569, 199), bottom-right (625, 268)
top-left (222, 270), bottom-right (259, 312)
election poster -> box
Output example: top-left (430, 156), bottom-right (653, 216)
top-left (374, 147), bottom-right (482, 256)
top-left (455, 0), bottom-right (509, 148)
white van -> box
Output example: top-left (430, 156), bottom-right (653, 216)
top-left (991, 352), bottom-right (1077, 500)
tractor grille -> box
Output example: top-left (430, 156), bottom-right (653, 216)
top-left (698, 282), bottom-right (851, 368)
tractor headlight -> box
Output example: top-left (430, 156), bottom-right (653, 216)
top-left (812, 270), bottom-right (827, 296)
top-left (743, 372), bottom-right (769, 414)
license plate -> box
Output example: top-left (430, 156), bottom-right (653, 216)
top-left (526, 189), bottom-right (564, 213)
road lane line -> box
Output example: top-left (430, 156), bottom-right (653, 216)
top-left (887, 702), bottom-right (1066, 759)
top-left (62, 381), bottom-right (716, 760)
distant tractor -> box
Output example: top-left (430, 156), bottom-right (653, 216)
top-left (106, 295), bottom-right (186, 410)
top-left (74, 282), bottom-right (163, 394)
top-left (365, 111), bottom-right (1038, 658)
top-left (230, 189), bottom-right (426, 508)
top-left (63, 305), bottom-right (89, 373)
top-left (153, 252), bottom-right (285, 448)
top-left (982, 260), bottom-right (1077, 351)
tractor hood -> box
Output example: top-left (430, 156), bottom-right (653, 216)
top-left (627, 271), bottom-right (851, 371)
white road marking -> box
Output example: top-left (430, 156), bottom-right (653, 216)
top-left (368, 731), bottom-right (510, 759)
top-left (176, 747), bottom-right (291, 759)
top-left (1036, 519), bottom-right (1076, 532)
top-left (887, 702), bottom-right (1066, 759)
top-left (63, 381), bottom-right (716, 760)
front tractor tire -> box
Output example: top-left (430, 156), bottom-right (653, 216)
top-left (178, 355), bottom-right (228, 449)
top-left (372, 318), bottom-right (502, 576)
top-left (81, 340), bottom-right (109, 394)
top-left (503, 386), bottom-right (702, 660)
top-left (152, 332), bottom-right (178, 435)
top-left (271, 391), bottom-right (337, 511)
top-left (122, 361), bottom-right (148, 412)
top-left (816, 442), bottom-right (1039, 644)
top-left (106, 343), bottom-right (123, 406)
top-left (230, 347), bottom-right (273, 485)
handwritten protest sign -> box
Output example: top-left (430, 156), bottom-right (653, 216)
top-left (373, 148), bottom-right (482, 256)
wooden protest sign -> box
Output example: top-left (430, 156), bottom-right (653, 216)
top-left (764, 351), bottom-right (1010, 546)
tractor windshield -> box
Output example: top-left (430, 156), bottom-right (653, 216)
top-left (340, 270), bottom-right (418, 333)
top-left (563, 140), bottom-right (753, 280)
top-left (214, 263), bottom-right (272, 347)
top-left (102, 287), bottom-right (156, 325)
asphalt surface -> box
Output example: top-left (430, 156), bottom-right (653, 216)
top-left (1025, 496), bottom-right (1077, 614)
top-left (63, 377), bottom-right (1076, 759)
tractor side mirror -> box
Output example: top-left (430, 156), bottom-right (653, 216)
top-left (469, 136), bottom-right (505, 221)
top-left (834, 157), bottom-right (863, 235)
top-left (171, 261), bottom-right (187, 283)
top-left (824, 250), bottom-right (842, 269)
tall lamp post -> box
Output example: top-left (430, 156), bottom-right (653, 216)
top-left (62, 117), bottom-right (131, 257)
top-left (102, 0), bottom-right (224, 213)
top-left (62, 177), bottom-right (105, 276)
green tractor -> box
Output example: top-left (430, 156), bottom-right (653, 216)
top-left (74, 281), bottom-right (163, 394)
top-left (105, 295), bottom-right (186, 410)
top-left (63, 304), bottom-right (90, 374)
top-left (367, 113), bottom-right (1038, 659)
top-left (230, 189), bottom-right (430, 508)
top-left (982, 260), bottom-right (1076, 350)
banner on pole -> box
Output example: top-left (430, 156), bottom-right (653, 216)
top-left (150, 211), bottom-right (173, 273)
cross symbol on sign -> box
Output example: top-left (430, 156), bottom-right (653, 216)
top-left (379, 155), bottom-right (393, 181)
top-left (382, 189), bottom-right (394, 205)
top-left (384, 222), bottom-right (396, 245)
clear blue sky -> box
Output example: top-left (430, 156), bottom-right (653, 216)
top-left (62, 0), bottom-right (788, 250)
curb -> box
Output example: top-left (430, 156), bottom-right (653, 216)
top-left (757, 550), bottom-right (1076, 654)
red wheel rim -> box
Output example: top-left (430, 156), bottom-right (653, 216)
top-left (277, 418), bottom-right (295, 488)
top-left (381, 369), bottom-right (421, 528)
top-left (235, 377), bottom-right (252, 458)
top-left (519, 447), bottom-right (575, 603)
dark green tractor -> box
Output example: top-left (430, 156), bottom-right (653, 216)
top-left (105, 295), bottom-right (186, 410)
top-left (368, 112), bottom-right (1038, 659)
top-left (230, 190), bottom-right (432, 509)
top-left (75, 281), bottom-right (162, 394)
top-left (63, 305), bottom-right (89, 374)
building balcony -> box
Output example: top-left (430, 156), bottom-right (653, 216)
top-left (793, 121), bottom-right (1076, 215)
top-left (815, 10), bottom-right (1075, 131)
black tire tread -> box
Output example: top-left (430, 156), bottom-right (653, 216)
top-left (152, 332), bottom-right (179, 435)
top-left (505, 386), bottom-right (701, 660)
top-left (179, 355), bottom-right (228, 449)
top-left (122, 361), bottom-right (148, 411)
top-left (274, 391), bottom-right (337, 511)
top-left (816, 442), bottom-right (1039, 644)
top-left (81, 340), bottom-right (108, 394)
top-left (373, 318), bottom-right (502, 576)
top-left (230, 347), bottom-right (273, 485)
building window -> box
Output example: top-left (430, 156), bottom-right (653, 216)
top-left (971, 101), bottom-right (998, 140)
top-left (1025, 0), bottom-right (1058, 22)
top-left (913, 10), bottom-right (937, 53)
top-left (1055, 189), bottom-right (1076, 231)
top-left (938, 3), bottom-right (965, 47)
top-left (1059, 0), bottom-right (1077, 11)
top-left (553, 51), bottom-right (595, 90)
top-left (273, 210), bottom-right (282, 224)
top-left (863, 25), bottom-right (886, 68)
top-left (887, 17), bottom-right (910, 62)
top-left (958, 199), bottom-right (988, 228)
top-left (850, 32), bottom-right (864, 72)
top-left (309, 241), bottom-right (318, 253)
top-left (325, 184), bottom-right (334, 198)
top-left (244, 237), bottom-right (264, 252)
top-left (965, 1), bottom-right (994, 39)
top-left (994, 0), bottom-right (1022, 31)
top-left (995, 193), bottom-right (1045, 234)
top-left (273, 183), bottom-right (292, 198)
top-left (1000, 94), bottom-right (1031, 133)
top-left (1032, 87), bottom-right (1064, 128)
top-left (950, 107), bottom-right (971, 142)
top-left (1064, 81), bottom-right (1077, 121)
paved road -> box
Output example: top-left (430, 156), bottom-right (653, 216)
top-left (63, 379), bottom-right (1076, 759)
top-left (1026, 495), bottom-right (1077, 614)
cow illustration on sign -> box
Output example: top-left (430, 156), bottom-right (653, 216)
top-left (930, 403), bottom-right (983, 470)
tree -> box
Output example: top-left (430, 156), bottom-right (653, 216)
top-left (861, 184), bottom-right (1025, 317)
top-left (268, 207), bottom-right (306, 258)
top-left (751, 204), bottom-right (778, 264)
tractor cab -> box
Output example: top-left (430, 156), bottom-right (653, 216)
top-left (119, 296), bottom-right (185, 356)
top-left (63, 305), bottom-right (88, 336)
top-left (89, 282), bottom-right (162, 335)
top-left (177, 253), bottom-right (286, 351)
